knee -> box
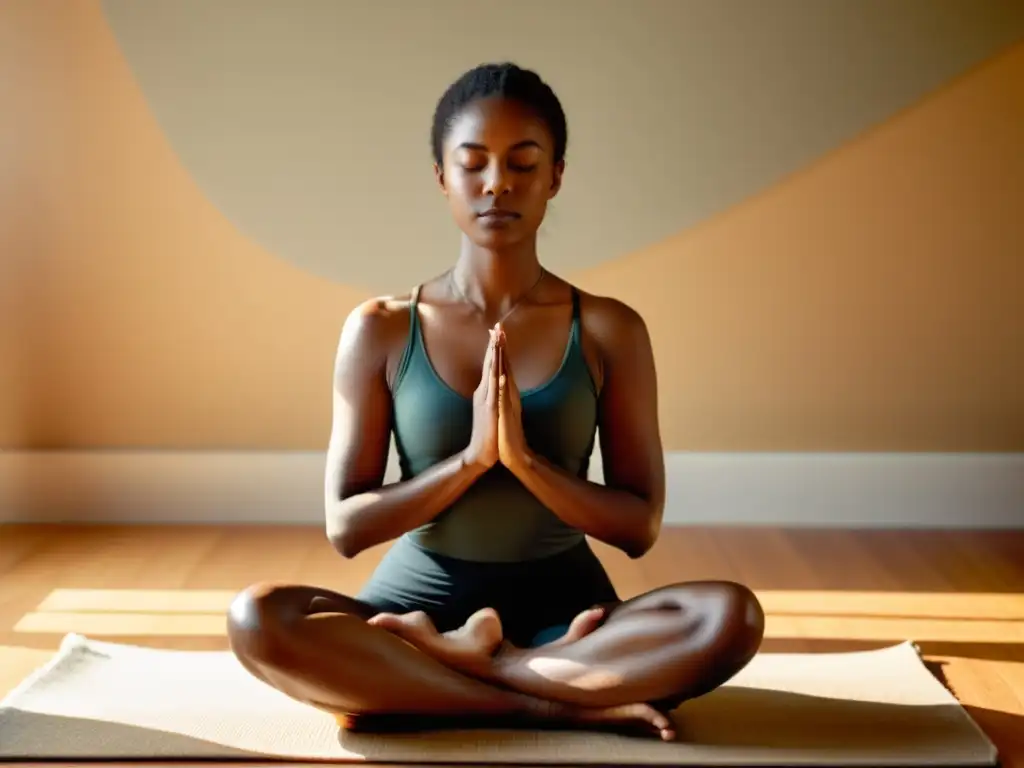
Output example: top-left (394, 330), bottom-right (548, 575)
top-left (226, 582), bottom-right (292, 665)
top-left (709, 580), bottom-right (765, 663)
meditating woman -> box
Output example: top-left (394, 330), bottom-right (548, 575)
top-left (226, 62), bottom-right (764, 741)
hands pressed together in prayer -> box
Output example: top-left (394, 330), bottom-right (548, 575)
top-left (462, 322), bottom-right (532, 474)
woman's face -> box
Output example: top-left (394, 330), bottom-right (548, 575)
top-left (436, 97), bottom-right (563, 250)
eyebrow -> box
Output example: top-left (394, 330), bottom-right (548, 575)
top-left (456, 140), bottom-right (544, 152)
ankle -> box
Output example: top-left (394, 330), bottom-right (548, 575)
top-left (485, 642), bottom-right (530, 684)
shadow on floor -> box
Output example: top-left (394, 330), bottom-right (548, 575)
top-left (0, 709), bottom-right (258, 760)
top-left (0, 686), bottom-right (1002, 765)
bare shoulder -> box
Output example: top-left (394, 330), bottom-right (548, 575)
top-left (575, 288), bottom-right (652, 353)
top-left (334, 292), bottom-right (415, 376)
top-left (340, 293), bottom-right (413, 341)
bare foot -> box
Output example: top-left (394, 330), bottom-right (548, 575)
top-left (567, 702), bottom-right (676, 741)
top-left (444, 607), bottom-right (504, 657)
top-left (540, 606), bottom-right (607, 648)
top-left (337, 700), bottom-right (675, 741)
top-left (367, 608), bottom-right (503, 677)
top-left (490, 605), bottom-right (608, 673)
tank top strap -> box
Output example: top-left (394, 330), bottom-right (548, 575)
top-left (393, 285), bottom-right (423, 393)
top-left (569, 287), bottom-right (582, 342)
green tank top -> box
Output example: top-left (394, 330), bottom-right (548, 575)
top-left (391, 286), bottom-right (597, 563)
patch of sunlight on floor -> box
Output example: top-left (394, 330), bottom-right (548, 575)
top-left (14, 589), bottom-right (240, 637)
top-left (14, 612), bottom-right (227, 636)
top-left (756, 590), bottom-right (1024, 644)
top-left (35, 588), bottom-right (237, 613)
top-left (11, 587), bottom-right (1024, 643)
top-left (755, 591), bottom-right (1024, 620)
top-left (764, 614), bottom-right (1024, 643)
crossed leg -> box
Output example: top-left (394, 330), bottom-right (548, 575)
top-left (373, 580), bottom-right (765, 711)
top-left (226, 579), bottom-right (764, 740)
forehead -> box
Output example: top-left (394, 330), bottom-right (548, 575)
top-left (444, 97), bottom-right (553, 153)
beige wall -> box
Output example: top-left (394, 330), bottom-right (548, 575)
top-left (574, 45), bottom-right (1024, 451)
top-left (1, 1), bottom-right (1022, 452)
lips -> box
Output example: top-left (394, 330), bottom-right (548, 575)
top-left (478, 209), bottom-right (520, 219)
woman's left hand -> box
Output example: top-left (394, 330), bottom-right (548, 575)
top-left (496, 325), bottom-right (530, 470)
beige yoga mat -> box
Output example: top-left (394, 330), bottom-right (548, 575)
top-left (0, 634), bottom-right (998, 766)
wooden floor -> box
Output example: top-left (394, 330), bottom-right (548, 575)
top-left (1, 524), bottom-right (1022, 766)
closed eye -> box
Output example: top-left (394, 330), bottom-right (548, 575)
top-left (460, 163), bottom-right (536, 173)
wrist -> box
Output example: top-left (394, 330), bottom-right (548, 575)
top-left (459, 449), bottom-right (492, 479)
top-left (505, 447), bottom-right (537, 477)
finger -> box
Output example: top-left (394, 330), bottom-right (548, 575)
top-left (487, 333), bottom-right (500, 405)
top-left (497, 341), bottom-right (504, 393)
top-left (482, 332), bottom-right (497, 400)
top-left (495, 323), bottom-right (506, 363)
top-left (505, 355), bottom-right (517, 393)
top-left (481, 330), bottom-right (495, 380)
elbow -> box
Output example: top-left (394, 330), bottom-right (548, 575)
top-left (327, 526), bottom-right (363, 559)
top-left (624, 504), bottom-right (663, 559)
top-left (624, 535), bottom-right (655, 560)
top-left (325, 509), bottom-right (364, 559)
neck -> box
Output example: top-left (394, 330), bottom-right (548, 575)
top-left (451, 236), bottom-right (544, 316)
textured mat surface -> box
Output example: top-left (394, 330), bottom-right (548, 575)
top-left (0, 634), bottom-right (998, 765)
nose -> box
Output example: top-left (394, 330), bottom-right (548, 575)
top-left (482, 161), bottom-right (511, 198)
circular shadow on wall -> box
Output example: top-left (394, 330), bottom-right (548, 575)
top-left (100, 0), bottom-right (1024, 290)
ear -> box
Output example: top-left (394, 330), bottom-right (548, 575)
top-left (433, 162), bottom-right (448, 197)
top-left (548, 159), bottom-right (565, 199)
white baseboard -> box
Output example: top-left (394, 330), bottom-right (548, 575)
top-left (0, 448), bottom-right (1021, 527)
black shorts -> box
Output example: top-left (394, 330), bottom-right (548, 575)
top-left (356, 535), bottom-right (620, 648)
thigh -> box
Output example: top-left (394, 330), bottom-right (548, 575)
top-left (602, 580), bottom-right (764, 709)
top-left (603, 579), bottom-right (753, 622)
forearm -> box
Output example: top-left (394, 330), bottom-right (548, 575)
top-left (327, 451), bottom-right (487, 557)
top-left (508, 451), bottom-right (658, 558)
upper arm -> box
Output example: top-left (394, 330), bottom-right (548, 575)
top-left (324, 299), bottom-right (398, 511)
top-left (591, 297), bottom-right (666, 522)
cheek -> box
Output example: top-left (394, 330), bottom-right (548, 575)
top-left (447, 171), bottom-right (479, 200)
top-left (525, 170), bottom-right (553, 195)
top-left (522, 176), bottom-right (552, 208)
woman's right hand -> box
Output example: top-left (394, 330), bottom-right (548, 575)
top-left (462, 326), bottom-right (501, 470)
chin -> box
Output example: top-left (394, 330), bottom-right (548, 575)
top-left (469, 231), bottom-right (520, 250)
top-left (468, 220), bottom-right (535, 250)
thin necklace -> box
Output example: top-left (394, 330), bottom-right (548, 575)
top-left (448, 266), bottom-right (547, 325)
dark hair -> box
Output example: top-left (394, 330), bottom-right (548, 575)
top-left (430, 62), bottom-right (567, 167)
